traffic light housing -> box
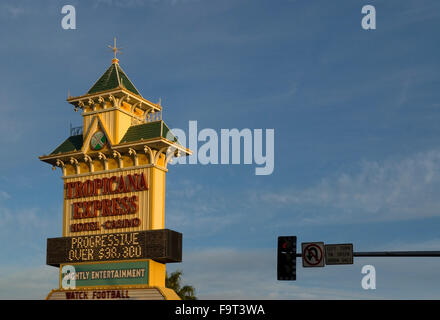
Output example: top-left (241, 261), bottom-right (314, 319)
top-left (277, 236), bottom-right (297, 280)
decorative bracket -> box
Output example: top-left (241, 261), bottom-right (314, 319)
top-left (55, 159), bottom-right (66, 176)
top-left (165, 146), bottom-right (180, 167)
top-left (69, 157), bottom-right (80, 175)
top-left (98, 152), bottom-right (108, 170)
top-left (84, 154), bottom-right (94, 172)
top-left (112, 150), bottom-right (123, 168)
top-left (118, 94), bottom-right (130, 108)
top-left (143, 145), bottom-right (153, 164)
top-left (128, 148), bottom-right (138, 166)
top-left (154, 146), bottom-right (169, 166)
top-left (108, 95), bottom-right (117, 107)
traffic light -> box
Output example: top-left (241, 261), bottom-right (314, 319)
top-left (277, 236), bottom-right (297, 280)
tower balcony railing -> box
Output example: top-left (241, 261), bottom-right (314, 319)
top-left (69, 111), bottom-right (162, 136)
top-left (70, 124), bottom-right (83, 136)
top-left (146, 111), bottom-right (162, 123)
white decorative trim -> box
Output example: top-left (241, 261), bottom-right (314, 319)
top-left (82, 106), bottom-right (145, 122)
top-left (68, 88), bottom-right (161, 112)
top-left (61, 163), bottom-right (167, 179)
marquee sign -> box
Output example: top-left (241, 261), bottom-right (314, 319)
top-left (40, 47), bottom-right (191, 299)
top-left (63, 169), bottom-right (151, 236)
top-left (47, 229), bottom-right (182, 266)
top-left (47, 287), bottom-right (173, 300)
top-left (60, 260), bottom-right (149, 287)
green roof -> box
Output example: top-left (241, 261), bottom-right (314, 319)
top-left (87, 63), bottom-right (141, 96)
top-left (50, 135), bottom-right (83, 155)
top-left (48, 121), bottom-right (181, 156)
top-left (120, 121), bottom-right (181, 145)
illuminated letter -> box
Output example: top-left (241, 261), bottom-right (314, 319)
top-left (120, 197), bottom-right (130, 214)
top-left (129, 195), bottom-right (138, 213)
top-left (138, 173), bottom-right (148, 191)
top-left (102, 199), bottom-right (112, 216)
top-left (94, 178), bottom-right (103, 196)
top-left (117, 175), bottom-right (127, 193)
top-left (109, 176), bottom-right (117, 194)
top-left (66, 182), bottom-right (74, 199)
top-left (73, 202), bottom-right (82, 219)
top-left (75, 181), bottom-right (83, 198)
top-left (93, 200), bottom-right (102, 217)
top-left (112, 198), bottom-right (121, 215)
top-left (127, 174), bottom-right (138, 191)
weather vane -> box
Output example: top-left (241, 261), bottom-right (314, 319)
top-left (108, 37), bottom-right (122, 62)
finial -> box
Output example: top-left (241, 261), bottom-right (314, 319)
top-left (108, 37), bottom-right (122, 64)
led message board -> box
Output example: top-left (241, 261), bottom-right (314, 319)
top-left (47, 229), bottom-right (182, 266)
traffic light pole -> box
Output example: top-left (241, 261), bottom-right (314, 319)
top-left (296, 251), bottom-right (440, 257)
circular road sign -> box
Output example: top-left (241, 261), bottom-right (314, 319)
top-left (302, 242), bottom-right (325, 267)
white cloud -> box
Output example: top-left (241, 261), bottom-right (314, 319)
top-left (386, 1), bottom-right (440, 30)
top-left (0, 207), bottom-right (51, 230)
top-left (0, 191), bottom-right (11, 201)
top-left (261, 149), bottom-right (440, 225)
top-left (375, 238), bottom-right (440, 252)
top-left (165, 179), bottom-right (247, 238)
top-left (1, 4), bottom-right (26, 18)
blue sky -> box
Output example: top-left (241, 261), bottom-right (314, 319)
top-left (0, 0), bottom-right (440, 299)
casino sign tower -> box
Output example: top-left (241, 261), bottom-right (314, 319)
top-left (39, 41), bottom-right (191, 300)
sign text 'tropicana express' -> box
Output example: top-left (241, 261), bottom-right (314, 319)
top-left (65, 173), bottom-right (148, 232)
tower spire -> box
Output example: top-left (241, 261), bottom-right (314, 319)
top-left (108, 37), bottom-right (122, 64)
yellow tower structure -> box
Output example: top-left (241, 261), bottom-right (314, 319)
top-left (39, 40), bottom-right (191, 300)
